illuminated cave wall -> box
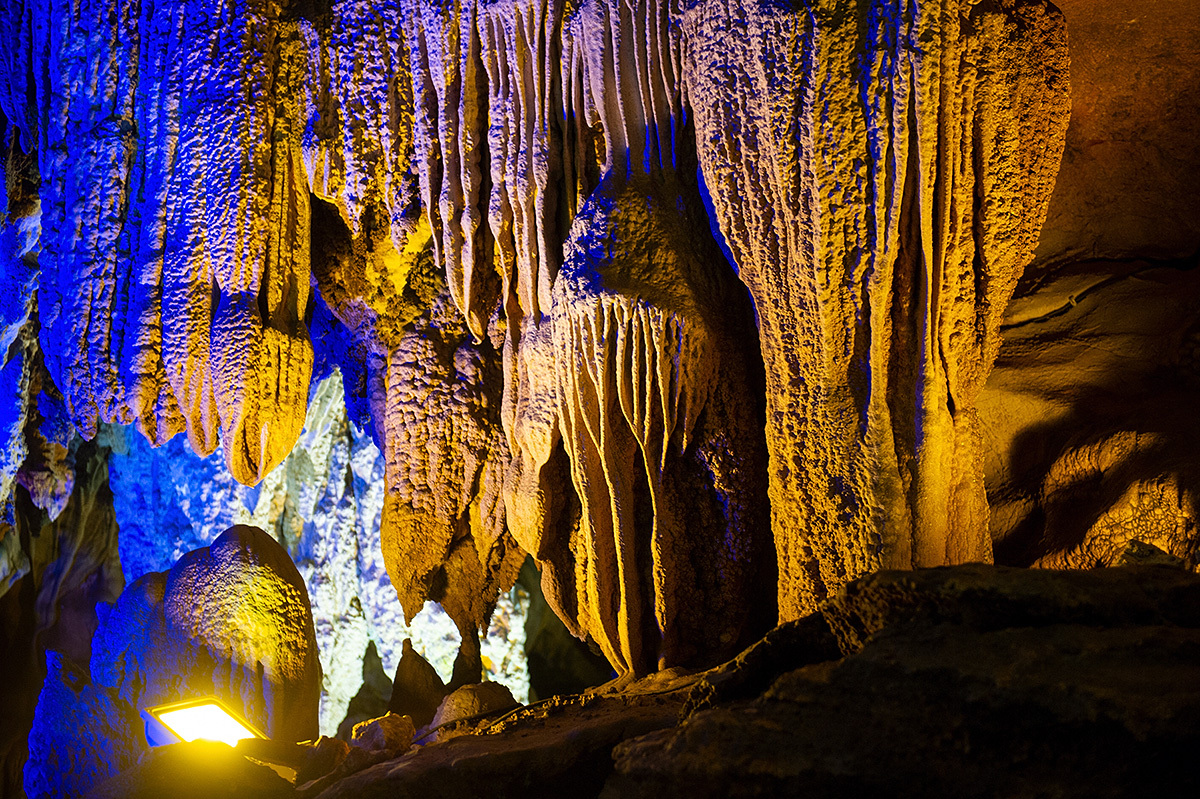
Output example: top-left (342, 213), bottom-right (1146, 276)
top-left (107, 369), bottom-right (529, 735)
top-left (3, 0), bottom-right (1199, 765)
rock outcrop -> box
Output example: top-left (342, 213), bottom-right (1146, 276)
top-left (304, 563), bottom-right (1200, 799)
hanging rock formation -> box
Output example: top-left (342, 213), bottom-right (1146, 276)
top-left (0, 0), bottom-right (1072, 682)
top-left (683, 0), bottom-right (1070, 619)
top-left (20, 0), bottom-right (315, 483)
top-left (537, 172), bottom-right (769, 675)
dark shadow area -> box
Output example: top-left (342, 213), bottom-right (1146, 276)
top-left (990, 261), bottom-right (1200, 567)
top-left (517, 558), bottom-right (614, 701)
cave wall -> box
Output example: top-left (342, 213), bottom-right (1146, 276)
top-left (979, 0), bottom-right (1200, 571)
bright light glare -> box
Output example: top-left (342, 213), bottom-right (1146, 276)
top-left (156, 702), bottom-right (261, 746)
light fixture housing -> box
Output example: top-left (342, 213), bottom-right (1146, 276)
top-left (141, 696), bottom-right (266, 748)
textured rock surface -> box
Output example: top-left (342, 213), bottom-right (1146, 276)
top-left (108, 370), bottom-right (531, 735)
top-left (3, 0), bottom-right (1075, 687)
top-left (975, 0), bottom-right (1200, 572)
top-left (27, 0), bottom-right (315, 481)
top-left (611, 624), bottom-right (1200, 798)
top-left (4, 0), bottom-right (1200, 794)
top-left (684, 0), bottom-right (1071, 619)
top-left (349, 712), bottom-right (415, 755)
top-left (22, 525), bottom-right (322, 797)
top-left (981, 262), bottom-right (1200, 569)
top-left (429, 681), bottom-right (518, 731)
top-left (90, 525), bottom-right (322, 742)
top-left (1031, 0), bottom-right (1200, 276)
top-left (0, 441), bottom-right (124, 799)
top-left (23, 653), bottom-right (143, 799)
top-left (310, 681), bottom-right (692, 799)
top-left (532, 171), bottom-right (769, 675)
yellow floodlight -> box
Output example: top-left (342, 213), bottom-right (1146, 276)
top-left (142, 697), bottom-right (266, 748)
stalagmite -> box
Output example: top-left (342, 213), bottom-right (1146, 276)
top-left (683, 0), bottom-right (1070, 619)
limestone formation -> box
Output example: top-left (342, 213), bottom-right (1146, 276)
top-left (980, 262), bottom-right (1200, 570)
top-left (23, 653), bottom-right (143, 799)
top-left (12, 0), bottom-right (315, 483)
top-left (90, 524), bottom-right (321, 742)
top-left (535, 172), bottom-right (768, 675)
top-left (3, 0), bottom-right (1073, 689)
top-left (107, 368), bottom-right (531, 734)
top-left (0, 0), bottom-right (1198, 793)
top-left (683, 0), bottom-right (1070, 618)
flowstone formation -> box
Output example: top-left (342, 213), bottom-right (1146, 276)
top-left (7, 0), bottom-right (1200, 792)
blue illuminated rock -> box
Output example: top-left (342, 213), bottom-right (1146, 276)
top-left (23, 653), bottom-right (143, 799)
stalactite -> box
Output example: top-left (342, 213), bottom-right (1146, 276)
top-left (682, 0), bottom-right (1070, 619)
top-left (546, 173), bottom-right (768, 675)
top-left (20, 0), bottom-right (315, 485)
top-left (2, 0), bottom-right (1073, 686)
top-left (374, 284), bottom-right (524, 675)
top-left (404, 0), bottom-right (495, 340)
top-left (301, 0), bottom-right (421, 256)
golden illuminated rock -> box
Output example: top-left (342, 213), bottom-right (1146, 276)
top-left (3, 0), bottom-right (1073, 683)
top-left (374, 280), bottom-right (525, 675)
top-left (91, 525), bottom-right (321, 743)
top-left (525, 173), bottom-right (768, 675)
top-left (683, 0), bottom-right (1070, 619)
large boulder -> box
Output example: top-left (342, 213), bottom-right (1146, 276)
top-left (24, 525), bottom-right (320, 798)
top-left (91, 524), bottom-right (321, 742)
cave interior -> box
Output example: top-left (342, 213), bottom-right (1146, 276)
top-left (1, 0), bottom-right (1199, 796)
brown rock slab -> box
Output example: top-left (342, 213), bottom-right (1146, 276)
top-left (428, 682), bottom-right (519, 733)
top-left (609, 622), bottom-right (1200, 799)
top-left (350, 713), bottom-right (415, 755)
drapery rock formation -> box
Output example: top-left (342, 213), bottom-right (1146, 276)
top-left (2, 0), bottom-right (1073, 698)
top-left (7, 0), bottom-right (1200, 793)
top-left (29, 0), bottom-right (315, 477)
